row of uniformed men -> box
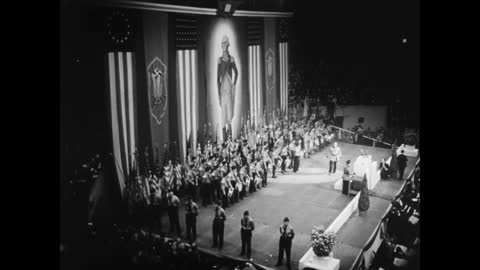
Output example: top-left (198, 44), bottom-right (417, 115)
top-left (166, 193), bottom-right (295, 270)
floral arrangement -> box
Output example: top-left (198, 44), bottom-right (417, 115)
top-left (311, 226), bottom-right (337, 257)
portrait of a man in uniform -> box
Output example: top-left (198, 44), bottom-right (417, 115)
top-left (217, 35), bottom-right (238, 137)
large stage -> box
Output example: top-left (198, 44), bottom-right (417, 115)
top-left (159, 142), bottom-right (394, 269)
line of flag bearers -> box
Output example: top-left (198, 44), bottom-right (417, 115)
top-left (136, 117), bottom-right (335, 268)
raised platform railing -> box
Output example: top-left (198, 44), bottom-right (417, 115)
top-left (329, 126), bottom-right (392, 149)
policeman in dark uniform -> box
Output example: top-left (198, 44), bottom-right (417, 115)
top-left (212, 200), bottom-right (227, 249)
top-left (212, 166), bottom-right (223, 202)
top-left (397, 150), bottom-right (408, 180)
top-left (240, 210), bottom-right (255, 258)
top-left (342, 160), bottom-right (354, 195)
top-left (275, 217), bottom-right (295, 269)
top-left (201, 168), bottom-right (212, 206)
top-left (281, 145), bottom-right (288, 173)
top-left (185, 196), bottom-right (199, 243)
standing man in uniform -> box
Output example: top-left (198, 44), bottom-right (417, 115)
top-left (397, 150), bottom-right (408, 180)
top-left (293, 142), bottom-right (301, 173)
top-left (281, 145), bottom-right (288, 173)
top-left (288, 140), bottom-right (296, 170)
top-left (201, 168), bottom-right (212, 206)
top-left (240, 210), bottom-right (255, 259)
top-left (342, 160), bottom-right (354, 195)
top-left (275, 217), bottom-right (295, 270)
top-left (328, 142), bottom-right (342, 175)
top-left (212, 200), bottom-right (227, 249)
top-left (272, 148), bottom-right (279, 178)
top-left (185, 196), bottom-right (199, 243)
top-left (167, 191), bottom-right (182, 236)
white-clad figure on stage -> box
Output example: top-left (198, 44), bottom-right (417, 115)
top-left (328, 142), bottom-right (342, 175)
top-left (217, 35), bottom-right (238, 140)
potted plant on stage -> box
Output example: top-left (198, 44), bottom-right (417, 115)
top-left (311, 226), bottom-right (337, 257)
top-left (358, 174), bottom-right (370, 214)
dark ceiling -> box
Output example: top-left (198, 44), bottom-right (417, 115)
top-left (290, 1), bottom-right (420, 89)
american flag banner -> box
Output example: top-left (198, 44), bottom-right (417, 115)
top-left (176, 14), bottom-right (199, 164)
top-left (279, 19), bottom-right (289, 117)
top-left (248, 18), bottom-right (263, 130)
top-left (106, 51), bottom-right (138, 197)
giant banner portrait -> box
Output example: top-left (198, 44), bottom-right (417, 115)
top-left (264, 18), bottom-right (278, 119)
top-left (198, 16), bottom-right (249, 143)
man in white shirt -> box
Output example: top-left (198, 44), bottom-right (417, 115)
top-left (328, 142), bottom-right (341, 175)
top-left (167, 191), bottom-right (182, 235)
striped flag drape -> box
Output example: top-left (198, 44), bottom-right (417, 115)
top-left (248, 18), bottom-right (263, 130)
top-left (176, 15), bottom-right (198, 164)
top-left (107, 51), bottom-right (137, 197)
top-left (279, 42), bottom-right (288, 117)
top-left (279, 19), bottom-right (289, 117)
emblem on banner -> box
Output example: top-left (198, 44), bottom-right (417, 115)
top-left (147, 57), bottom-right (168, 125)
top-left (265, 48), bottom-right (275, 95)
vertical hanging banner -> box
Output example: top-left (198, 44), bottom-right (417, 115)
top-left (278, 18), bottom-right (289, 117)
top-left (198, 16), bottom-right (248, 143)
top-left (107, 51), bottom-right (137, 197)
top-left (143, 11), bottom-right (169, 166)
top-left (175, 14), bottom-right (199, 163)
top-left (264, 18), bottom-right (277, 123)
top-left (247, 18), bottom-right (263, 129)
top-left (105, 8), bottom-right (139, 198)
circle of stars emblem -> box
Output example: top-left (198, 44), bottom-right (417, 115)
top-left (107, 10), bottom-right (131, 45)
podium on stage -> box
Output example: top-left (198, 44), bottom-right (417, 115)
top-left (353, 155), bottom-right (380, 189)
top-left (334, 155), bottom-right (382, 192)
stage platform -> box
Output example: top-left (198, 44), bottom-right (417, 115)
top-left (333, 156), bottom-right (418, 270)
top-left (158, 142), bottom-right (393, 269)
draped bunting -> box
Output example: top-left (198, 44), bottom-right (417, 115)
top-left (248, 18), bottom-right (263, 129)
top-left (175, 14), bottom-right (199, 163)
top-left (278, 19), bottom-right (289, 116)
top-left (107, 51), bottom-right (138, 197)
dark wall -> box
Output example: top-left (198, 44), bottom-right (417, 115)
top-left (61, 5), bottom-right (111, 178)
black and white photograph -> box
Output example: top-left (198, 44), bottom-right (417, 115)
top-left (60, 1), bottom-right (420, 270)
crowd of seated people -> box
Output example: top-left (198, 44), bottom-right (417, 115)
top-left (290, 87), bottom-right (356, 105)
top-left (331, 125), bottom-right (397, 148)
top-left (289, 86), bottom-right (397, 106)
top-left (370, 164), bottom-right (420, 270)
